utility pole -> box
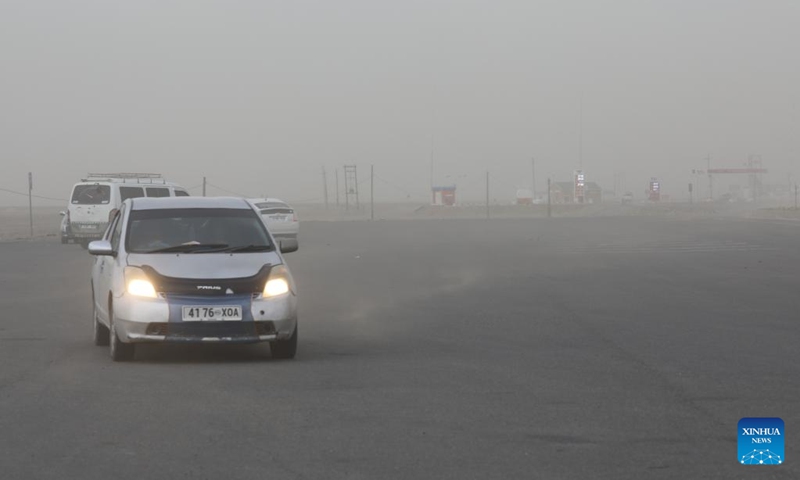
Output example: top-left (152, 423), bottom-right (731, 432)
top-left (202, 176), bottom-right (207, 197)
top-left (344, 165), bottom-right (359, 211)
top-left (370, 164), bottom-right (374, 221)
top-left (28, 172), bottom-right (33, 238)
top-left (322, 167), bottom-right (329, 209)
top-left (429, 131), bottom-right (435, 193)
top-left (486, 171), bottom-right (490, 219)
top-left (531, 157), bottom-right (536, 198)
top-left (547, 177), bottom-right (552, 218)
top-left (335, 168), bottom-right (340, 207)
top-left (579, 95), bottom-right (583, 169)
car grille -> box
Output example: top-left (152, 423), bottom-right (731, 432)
top-left (146, 321), bottom-right (274, 338)
top-left (171, 322), bottom-right (252, 339)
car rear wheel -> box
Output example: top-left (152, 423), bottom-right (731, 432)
top-left (270, 325), bottom-right (297, 359)
top-left (93, 303), bottom-right (110, 346)
top-left (109, 311), bottom-right (135, 362)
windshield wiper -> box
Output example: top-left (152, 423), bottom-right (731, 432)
top-left (145, 243), bottom-right (229, 253)
top-left (214, 244), bottom-right (273, 253)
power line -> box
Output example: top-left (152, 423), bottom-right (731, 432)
top-left (0, 186), bottom-right (67, 202)
top-left (489, 173), bottom-right (520, 191)
top-left (206, 182), bottom-right (249, 197)
top-left (290, 196), bottom-right (324, 204)
top-left (374, 174), bottom-right (415, 197)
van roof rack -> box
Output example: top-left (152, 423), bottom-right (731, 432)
top-left (81, 173), bottom-right (168, 184)
top-left (86, 173), bottom-right (162, 179)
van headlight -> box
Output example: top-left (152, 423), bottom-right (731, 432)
top-left (124, 267), bottom-right (157, 298)
top-left (263, 265), bottom-right (293, 297)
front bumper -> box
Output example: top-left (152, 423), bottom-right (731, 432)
top-left (112, 292), bottom-right (297, 344)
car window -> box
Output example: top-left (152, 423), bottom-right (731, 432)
top-left (260, 207), bottom-right (293, 215)
top-left (119, 187), bottom-right (145, 201)
top-left (174, 190), bottom-right (190, 197)
top-left (146, 187), bottom-right (170, 198)
top-left (110, 211), bottom-right (123, 251)
top-left (103, 214), bottom-right (117, 241)
top-left (126, 208), bottom-right (273, 253)
top-left (255, 202), bottom-right (288, 209)
top-left (71, 185), bottom-right (110, 205)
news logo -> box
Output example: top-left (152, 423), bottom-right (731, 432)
top-left (738, 418), bottom-right (784, 465)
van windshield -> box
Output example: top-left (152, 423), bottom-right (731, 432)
top-left (71, 185), bottom-right (111, 205)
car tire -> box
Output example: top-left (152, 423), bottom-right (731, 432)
top-left (93, 303), bottom-right (110, 346)
top-left (270, 325), bottom-right (298, 359)
top-left (109, 311), bottom-right (135, 362)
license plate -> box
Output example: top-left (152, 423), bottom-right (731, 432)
top-left (182, 306), bottom-right (242, 321)
top-left (270, 215), bottom-right (287, 221)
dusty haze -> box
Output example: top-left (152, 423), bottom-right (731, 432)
top-left (1, 0), bottom-right (798, 206)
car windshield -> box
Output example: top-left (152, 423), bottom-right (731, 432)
top-left (71, 184), bottom-right (110, 205)
top-left (126, 208), bottom-right (273, 254)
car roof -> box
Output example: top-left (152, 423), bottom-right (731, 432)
top-left (130, 196), bottom-right (252, 211)
top-left (248, 198), bottom-right (290, 205)
top-left (72, 181), bottom-right (184, 188)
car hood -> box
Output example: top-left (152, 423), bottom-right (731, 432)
top-left (126, 251), bottom-right (282, 279)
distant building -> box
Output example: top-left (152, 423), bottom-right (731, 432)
top-left (516, 189), bottom-right (533, 205)
top-left (431, 185), bottom-right (457, 206)
top-left (551, 181), bottom-right (603, 204)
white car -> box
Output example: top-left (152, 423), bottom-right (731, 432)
top-left (249, 198), bottom-right (299, 244)
top-left (88, 196), bottom-right (299, 361)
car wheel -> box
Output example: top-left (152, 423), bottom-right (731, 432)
top-left (93, 303), bottom-right (110, 346)
top-left (109, 311), bottom-right (135, 362)
top-left (270, 325), bottom-right (298, 359)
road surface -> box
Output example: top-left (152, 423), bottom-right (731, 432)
top-left (1, 216), bottom-right (797, 479)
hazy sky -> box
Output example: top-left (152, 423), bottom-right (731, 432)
top-left (1, 0), bottom-right (798, 205)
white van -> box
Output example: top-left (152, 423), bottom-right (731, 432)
top-left (64, 173), bottom-right (189, 246)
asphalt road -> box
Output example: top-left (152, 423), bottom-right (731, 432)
top-left (1, 216), bottom-right (798, 479)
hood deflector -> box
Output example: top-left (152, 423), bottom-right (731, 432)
top-left (141, 264), bottom-right (273, 296)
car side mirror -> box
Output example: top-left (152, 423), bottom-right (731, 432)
top-left (59, 211), bottom-right (66, 216)
top-left (279, 238), bottom-right (298, 254)
top-left (88, 240), bottom-right (114, 256)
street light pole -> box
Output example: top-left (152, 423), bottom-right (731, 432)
top-left (486, 171), bottom-right (490, 219)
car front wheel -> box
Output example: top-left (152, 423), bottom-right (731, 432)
top-left (93, 302), bottom-right (110, 346)
top-left (109, 310), bottom-right (135, 362)
top-left (270, 325), bottom-right (298, 359)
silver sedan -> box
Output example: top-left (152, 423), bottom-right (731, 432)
top-left (88, 196), bottom-right (299, 361)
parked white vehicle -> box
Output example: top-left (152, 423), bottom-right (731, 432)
top-left (248, 198), bottom-right (299, 244)
top-left (65, 173), bottom-right (189, 247)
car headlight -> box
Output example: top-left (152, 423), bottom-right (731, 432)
top-left (263, 264), bottom-right (293, 297)
top-left (124, 266), bottom-right (157, 298)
